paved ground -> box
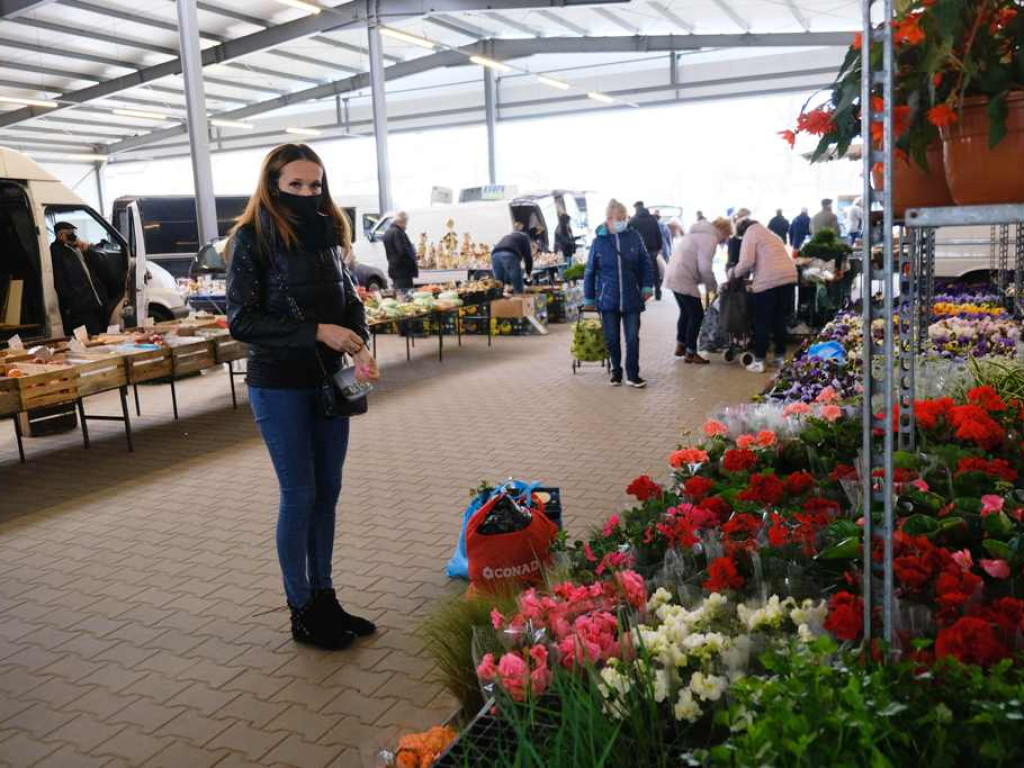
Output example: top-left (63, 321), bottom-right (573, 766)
top-left (0, 299), bottom-right (767, 767)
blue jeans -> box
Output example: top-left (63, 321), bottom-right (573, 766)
top-left (249, 387), bottom-right (350, 608)
top-left (491, 251), bottom-right (524, 294)
top-left (601, 311), bottom-right (641, 380)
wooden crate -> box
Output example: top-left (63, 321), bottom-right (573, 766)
top-left (167, 337), bottom-right (216, 377)
top-left (122, 346), bottom-right (173, 384)
top-left (0, 362), bottom-right (79, 411)
top-left (198, 330), bottom-right (248, 364)
top-left (62, 354), bottom-right (128, 398)
top-left (0, 375), bottom-right (20, 416)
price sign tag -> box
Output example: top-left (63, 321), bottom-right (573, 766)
top-left (106, 325), bottom-right (120, 335)
top-left (143, 316), bottom-right (155, 329)
top-left (73, 326), bottom-right (89, 344)
top-left (69, 338), bottom-right (89, 355)
top-left (8, 334), bottom-right (23, 350)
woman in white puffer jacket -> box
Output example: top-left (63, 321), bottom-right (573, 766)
top-left (664, 217), bottom-right (732, 363)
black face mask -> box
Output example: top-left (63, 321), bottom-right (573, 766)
top-left (277, 190), bottom-right (322, 222)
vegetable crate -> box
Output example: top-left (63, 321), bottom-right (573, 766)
top-left (0, 375), bottom-right (20, 417)
top-left (166, 337), bottom-right (215, 377)
top-left (433, 703), bottom-right (559, 766)
top-left (202, 331), bottom-right (248, 364)
top-left (62, 354), bottom-right (128, 398)
top-left (117, 347), bottom-right (173, 385)
top-left (0, 363), bottom-right (79, 411)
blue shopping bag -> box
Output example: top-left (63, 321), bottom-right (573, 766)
top-left (445, 480), bottom-right (540, 580)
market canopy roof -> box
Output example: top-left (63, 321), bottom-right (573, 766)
top-left (0, 0), bottom-right (858, 162)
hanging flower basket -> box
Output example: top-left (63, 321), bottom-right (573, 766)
top-left (941, 92), bottom-right (1024, 206)
top-left (871, 143), bottom-right (954, 218)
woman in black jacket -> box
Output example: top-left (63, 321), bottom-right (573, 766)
top-left (227, 144), bottom-right (379, 651)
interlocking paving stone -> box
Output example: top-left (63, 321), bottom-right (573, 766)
top-left (0, 301), bottom-right (767, 765)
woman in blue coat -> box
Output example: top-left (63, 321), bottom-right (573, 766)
top-left (583, 199), bottom-right (654, 387)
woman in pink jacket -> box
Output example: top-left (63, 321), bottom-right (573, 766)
top-left (665, 217), bottom-right (732, 363)
top-left (727, 219), bottom-right (798, 373)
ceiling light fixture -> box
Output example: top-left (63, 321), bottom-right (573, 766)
top-left (0, 95), bottom-right (59, 109)
top-left (586, 91), bottom-right (615, 105)
top-left (209, 118), bottom-right (254, 129)
top-left (379, 27), bottom-right (438, 50)
top-left (285, 127), bottom-right (323, 136)
top-left (112, 108), bottom-right (172, 121)
top-left (536, 75), bottom-right (571, 91)
top-left (470, 55), bottom-right (513, 73)
top-left (273, 0), bottom-right (322, 14)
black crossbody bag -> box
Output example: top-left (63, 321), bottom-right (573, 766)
top-left (272, 249), bottom-right (370, 420)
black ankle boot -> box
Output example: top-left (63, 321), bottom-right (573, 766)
top-left (313, 588), bottom-right (377, 637)
top-left (289, 599), bottom-right (356, 650)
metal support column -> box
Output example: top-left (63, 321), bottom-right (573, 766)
top-left (896, 224), bottom-right (916, 451)
top-left (670, 52), bottom-right (680, 101)
top-left (484, 67), bottom-right (498, 185)
top-left (861, 0), bottom-right (896, 647)
top-left (93, 161), bottom-right (105, 215)
top-left (998, 223), bottom-right (1011, 303)
top-left (1015, 223), bottom-right (1024, 318)
top-left (176, 0), bottom-right (218, 246)
top-left (367, 15), bottom-right (392, 214)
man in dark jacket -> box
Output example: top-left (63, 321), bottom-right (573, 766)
top-left (491, 223), bottom-right (534, 294)
top-left (767, 209), bottom-right (790, 242)
top-left (50, 221), bottom-right (109, 335)
top-left (629, 201), bottom-right (664, 299)
top-left (381, 211), bottom-right (418, 290)
top-left (789, 208), bottom-right (811, 250)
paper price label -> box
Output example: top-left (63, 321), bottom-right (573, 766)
top-left (73, 326), bottom-right (89, 344)
top-left (7, 334), bottom-right (23, 350)
top-left (106, 325), bottom-right (120, 335)
top-left (69, 338), bottom-right (89, 355)
top-left (143, 317), bottom-right (155, 328)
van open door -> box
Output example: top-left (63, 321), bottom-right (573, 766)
top-left (126, 200), bottom-right (148, 324)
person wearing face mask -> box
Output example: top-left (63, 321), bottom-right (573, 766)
top-left (227, 144), bottom-right (380, 651)
top-left (50, 221), bottom-right (110, 335)
top-left (583, 199), bottom-right (654, 388)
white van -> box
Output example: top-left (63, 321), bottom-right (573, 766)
top-left (0, 147), bottom-right (186, 341)
top-left (354, 197), bottom-right (554, 284)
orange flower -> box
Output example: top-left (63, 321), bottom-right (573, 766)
top-left (871, 96), bottom-right (884, 113)
top-left (852, 32), bottom-right (862, 51)
top-left (894, 105), bottom-right (910, 137)
top-left (796, 107), bottom-right (834, 136)
top-left (778, 129), bottom-right (796, 148)
top-left (895, 14), bottom-right (925, 46)
top-left (927, 103), bottom-right (958, 128)
top-left (991, 7), bottom-right (1017, 33)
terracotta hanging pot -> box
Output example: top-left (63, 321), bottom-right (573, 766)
top-left (870, 143), bottom-right (953, 218)
top-left (941, 92), bottom-right (1024, 205)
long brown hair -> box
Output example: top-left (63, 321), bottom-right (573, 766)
top-left (231, 143), bottom-right (351, 253)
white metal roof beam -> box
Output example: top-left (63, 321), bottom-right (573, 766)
top-left (591, 7), bottom-right (637, 33)
top-left (10, 16), bottom-right (332, 84)
top-left (0, 0), bottom-right (57, 17)
top-left (533, 9), bottom-right (589, 35)
top-left (647, 1), bottom-right (694, 33)
top-left (484, 12), bottom-right (544, 36)
top-left (192, 0), bottom-right (402, 63)
top-left (425, 14), bottom-right (495, 39)
top-left (0, 0), bottom-right (628, 128)
top-left (710, 0), bottom-right (750, 32)
top-left (783, 0), bottom-right (811, 31)
top-left (100, 30), bottom-right (849, 155)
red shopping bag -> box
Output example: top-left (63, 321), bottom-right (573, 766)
top-left (466, 491), bottom-right (558, 591)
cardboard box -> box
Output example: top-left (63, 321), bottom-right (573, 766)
top-left (490, 296), bottom-right (536, 318)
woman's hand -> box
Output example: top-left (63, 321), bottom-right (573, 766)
top-left (316, 324), bottom-right (365, 354)
top-left (353, 346), bottom-right (380, 382)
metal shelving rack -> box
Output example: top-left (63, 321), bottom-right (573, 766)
top-left (860, 0), bottom-right (1024, 645)
top-left (860, 0), bottom-right (897, 645)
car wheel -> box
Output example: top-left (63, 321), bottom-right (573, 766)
top-left (148, 304), bottom-right (174, 323)
top-left (366, 277), bottom-right (385, 291)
